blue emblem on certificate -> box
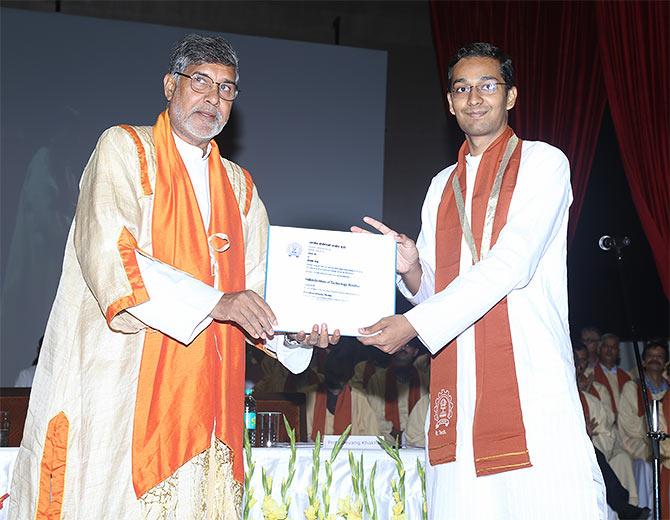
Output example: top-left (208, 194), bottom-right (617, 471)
top-left (287, 242), bottom-right (302, 258)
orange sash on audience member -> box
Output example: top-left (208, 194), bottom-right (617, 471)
top-left (384, 365), bottom-right (421, 433)
top-left (362, 361), bottom-right (377, 388)
top-left (428, 127), bottom-right (531, 476)
top-left (311, 384), bottom-right (352, 440)
top-left (579, 392), bottom-right (591, 423)
top-left (130, 111), bottom-right (247, 497)
top-left (593, 364), bottom-right (630, 414)
top-left (587, 384), bottom-right (604, 403)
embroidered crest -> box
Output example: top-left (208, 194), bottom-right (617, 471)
top-left (286, 242), bottom-right (302, 258)
top-left (433, 388), bottom-right (454, 436)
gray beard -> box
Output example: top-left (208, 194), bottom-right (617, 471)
top-left (173, 103), bottom-right (226, 141)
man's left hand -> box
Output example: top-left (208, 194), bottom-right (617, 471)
top-left (288, 324), bottom-right (341, 349)
top-left (357, 315), bottom-right (418, 354)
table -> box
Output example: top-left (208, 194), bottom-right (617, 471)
top-left (1, 446), bottom-right (424, 519)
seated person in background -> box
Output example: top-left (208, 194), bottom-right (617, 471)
top-left (245, 343), bottom-right (281, 390)
top-left (575, 343), bottom-right (617, 420)
top-left (405, 393), bottom-right (429, 447)
top-left (366, 339), bottom-right (429, 444)
top-left (575, 343), bottom-right (638, 505)
top-left (594, 333), bottom-right (631, 415)
top-left (618, 341), bottom-right (670, 510)
top-left (580, 325), bottom-right (602, 373)
top-left (306, 341), bottom-right (379, 439)
top-left (592, 447), bottom-right (651, 520)
top-left (253, 345), bottom-right (327, 394)
top-left (14, 336), bottom-right (43, 388)
top-left (351, 345), bottom-right (389, 393)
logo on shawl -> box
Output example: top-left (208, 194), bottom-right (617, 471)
top-left (286, 242), bottom-right (302, 258)
top-left (433, 388), bottom-right (453, 436)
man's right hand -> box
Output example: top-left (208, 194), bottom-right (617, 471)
top-left (210, 290), bottom-right (277, 340)
top-left (351, 216), bottom-right (422, 293)
top-left (351, 216), bottom-right (419, 274)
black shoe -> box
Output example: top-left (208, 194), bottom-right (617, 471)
top-left (618, 505), bottom-right (651, 520)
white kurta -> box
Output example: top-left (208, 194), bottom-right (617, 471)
top-left (8, 126), bottom-right (310, 520)
top-left (399, 141), bottom-right (606, 519)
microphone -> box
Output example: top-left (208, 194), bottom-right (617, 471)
top-left (598, 235), bottom-right (631, 251)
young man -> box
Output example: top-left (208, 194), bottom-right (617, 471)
top-left (9, 34), bottom-right (337, 519)
top-left (355, 42), bottom-right (606, 518)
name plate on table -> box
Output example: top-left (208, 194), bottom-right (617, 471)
top-left (322, 435), bottom-right (381, 450)
top-left (264, 226), bottom-right (396, 337)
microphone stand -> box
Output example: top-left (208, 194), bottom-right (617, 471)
top-left (602, 238), bottom-right (667, 520)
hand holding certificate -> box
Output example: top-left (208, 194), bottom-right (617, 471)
top-left (264, 225), bottom-right (397, 336)
top-left (352, 216), bottom-right (420, 354)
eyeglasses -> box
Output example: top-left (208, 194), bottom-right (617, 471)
top-left (175, 72), bottom-right (240, 101)
top-left (450, 81), bottom-right (507, 97)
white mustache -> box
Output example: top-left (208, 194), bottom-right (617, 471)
top-left (191, 106), bottom-right (223, 124)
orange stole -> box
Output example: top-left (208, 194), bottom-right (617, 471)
top-left (384, 365), bottom-right (421, 433)
top-left (593, 364), bottom-right (630, 414)
top-left (311, 384), bottom-right (352, 440)
top-left (428, 127), bottom-right (531, 476)
top-left (131, 111), bottom-right (247, 498)
top-left (587, 384), bottom-right (603, 403)
top-left (579, 392), bottom-right (591, 423)
top-left (362, 361), bottom-right (377, 388)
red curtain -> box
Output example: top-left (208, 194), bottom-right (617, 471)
top-left (429, 1), bottom-right (606, 242)
top-left (595, 1), bottom-right (670, 299)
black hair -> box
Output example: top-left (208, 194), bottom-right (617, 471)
top-left (446, 42), bottom-right (514, 89)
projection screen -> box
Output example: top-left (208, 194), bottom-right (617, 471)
top-left (0, 8), bottom-right (387, 385)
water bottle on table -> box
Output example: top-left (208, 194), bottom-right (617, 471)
top-left (244, 387), bottom-right (256, 446)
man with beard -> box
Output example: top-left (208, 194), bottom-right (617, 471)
top-left (354, 42), bottom-right (606, 518)
top-left (9, 34), bottom-right (337, 519)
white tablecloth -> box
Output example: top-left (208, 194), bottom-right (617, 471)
top-left (0, 446), bottom-right (424, 519)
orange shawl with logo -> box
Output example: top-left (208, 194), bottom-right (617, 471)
top-left (428, 127), bottom-right (531, 476)
top-left (128, 111), bottom-right (247, 498)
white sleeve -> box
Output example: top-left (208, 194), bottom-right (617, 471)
top-left (127, 251), bottom-right (222, 345)
top-left (404, 146), bottom-right (572, 353)
top-left (264, 335), bottom-right (313, 374)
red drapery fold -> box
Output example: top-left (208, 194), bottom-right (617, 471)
top-left (595, 1), bottom-right (670, 299)
top-left (429, 1), bottom-right (606, 242)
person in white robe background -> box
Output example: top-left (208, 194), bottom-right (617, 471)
top-left (575, 343), bottom-right (640, 511)
top-left (354, 42), bottom-right (606, 519)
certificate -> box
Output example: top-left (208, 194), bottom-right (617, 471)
top-left (264, 226), bottom-right (397, 336)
